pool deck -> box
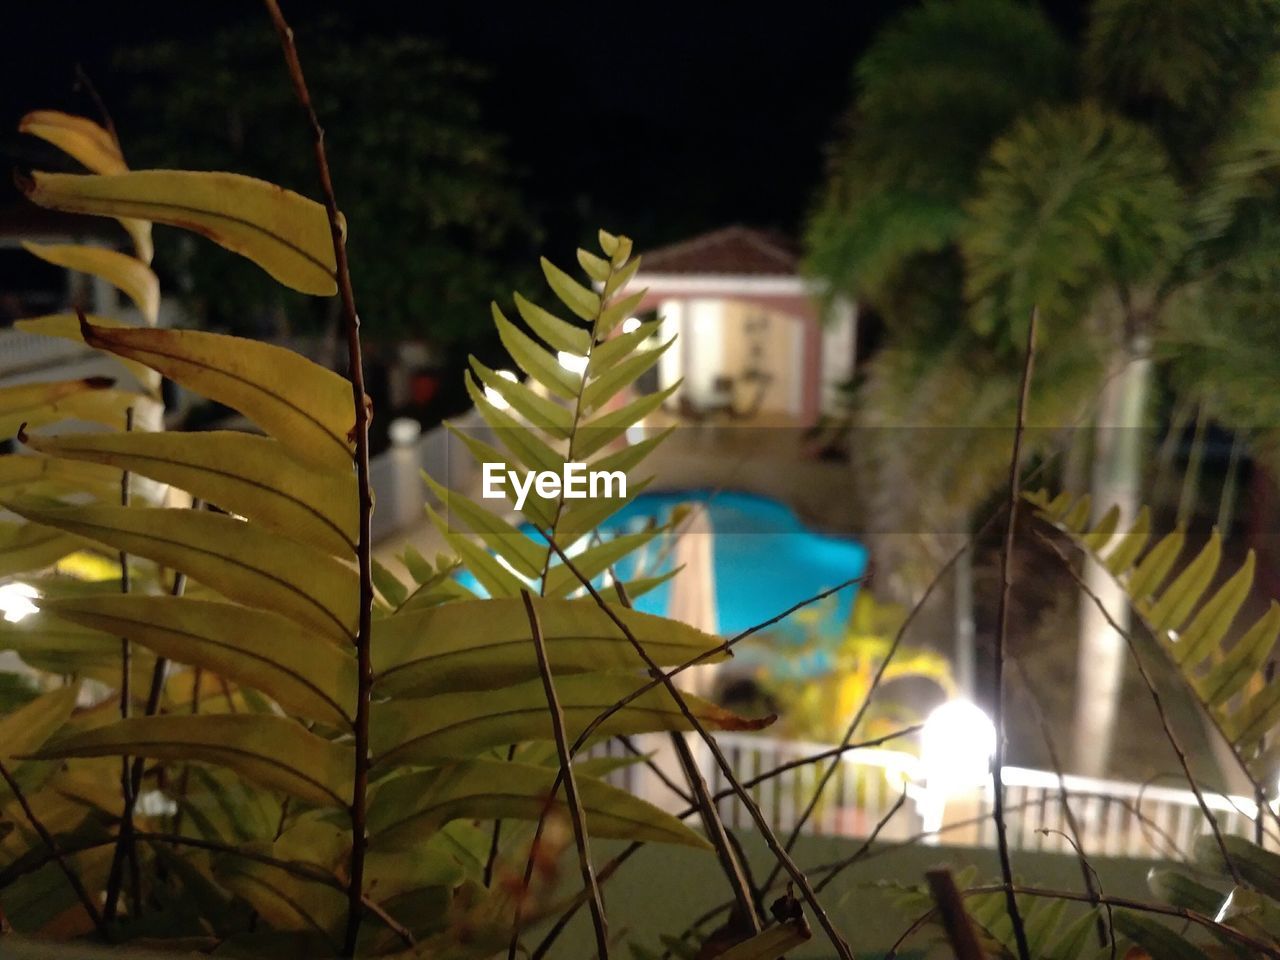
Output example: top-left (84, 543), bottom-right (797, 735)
top-left (639, 416), bottom-right (861, 533)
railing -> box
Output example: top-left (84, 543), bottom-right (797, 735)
top-left (588, 732), bottom-right (1265, 860)
top-left (975, 765), bottom-right (1261, 859)
top-left (0, 327), bottom-right (97, 381)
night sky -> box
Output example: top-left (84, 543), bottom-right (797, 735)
top-left (1, 0), bottom-right (1087, 257)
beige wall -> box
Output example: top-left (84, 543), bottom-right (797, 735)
top-left (718, 299), bottom-right (804, 417)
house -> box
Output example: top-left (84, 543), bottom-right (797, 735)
top-left (0, 205), bottom-right (134, 386)
top-left (630, 226), bottom-right (857, 425)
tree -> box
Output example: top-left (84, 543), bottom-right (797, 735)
top-left (113, 16), bottom-right (536, 345)
top-left (807, 0), bottom-right (1280, 776)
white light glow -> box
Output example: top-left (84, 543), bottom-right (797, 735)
top-left (388, 417), bottom-right (422, 447)
top-left (621, 316), bottom-right (642, 334)
top-left (557, 351), bottom-right (588, 375)
top-left (483, 370), bottom-right (519, 410)
top-left (921, 699), bottom-right (995, 791)
top-left (0, 583), bottom-right (39, 623)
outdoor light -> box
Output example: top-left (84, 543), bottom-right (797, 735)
top-left (483, 369), bottom-right (518, 410)
top-left (621, 316), bottom-right (642, 334)
top-left (920, 698), bottom-right (996, 791)
top-left (557, 351), bottom-right (588, 375)
top-left (388, 417), bottom-right (422, 447)
top-left (0, 582), bottom-right (39, 623)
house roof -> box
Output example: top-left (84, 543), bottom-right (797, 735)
top-left (638, 226), bottom-right (799, 277)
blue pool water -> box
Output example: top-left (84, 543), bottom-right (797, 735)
top-left (461, 490), bottom-right (868, 643)
top-left (597, 490), bottom-right (868, 638)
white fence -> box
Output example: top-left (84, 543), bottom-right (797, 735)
top-left (589, 732), bottom-right (1266, 860)
top-left (976, 764), bottom-right (1261, 859)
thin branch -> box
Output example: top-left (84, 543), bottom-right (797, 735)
top-left (529, 725), bottom-right (919, 960)
top-left (130, 524), bottom-right (196, 804)
top-left (967, 883), bottom-right (1279, 959)
top-left (663, 785), bottom-right (907, 960)
top-left (539, 535), bottom-right (854, 960)
top-left (514, 578), bottom-right (761, 947)
top-left (168, 666), bottom-right (203, 838)
top-left (113, 516), bottom-right (199, 920)
top-left (616, 735), bottom-right (693, 805)
top-left (1013, 657), bottom-right (1109, 949)
top-left (1038, 829), bottom-right (1115, 959)
top-left (261, 4), bottom-right (376, 956)
top-left (765, 549), bottom-right (951, 889)
top-left (104, 403), bottom-right (135, 924)
top-left (570, 575), bottom-right (872, 763)
top-left (484, 743), bottom-right (519, 888)
top-left (813, 786), bottom-right (907, 894)
top-left (73, 64), bottom-right (120, 145)
top-left (926, 869), bottom-right (987, 960)
top-left (812, 791), bottom-right (1187, 880)
top-left (0, 757), bottom-right (105, 937)
top-left (664, 724), bottom-right (759, 935)
top-left (515, 590), bottom-right (609, 960)
top-left (1037, 530), bottom-right (1243, 884)
top-left (618, 578), bottom-right (762, 939)
top-left (767, 424), bottom-right (1078, 890)
top-left (987, 307), bottom-right (1037, 960)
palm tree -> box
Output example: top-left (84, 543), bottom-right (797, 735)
top-left (808, 0), bottom-right (1280, 775)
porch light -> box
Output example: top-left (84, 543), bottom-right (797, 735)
top-left (557, 351), bottom-right (588, 375)
top-left (0, 582), bottom-right (39, 623)
top-left (921, 699), bottom-right (995, 791)
top-left (388, 417), bottom-right (422, 447)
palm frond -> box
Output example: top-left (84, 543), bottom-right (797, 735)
top-left (964, 103), bottom-right (1187, 345)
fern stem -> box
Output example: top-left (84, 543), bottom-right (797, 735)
top-left (261, 4), bottom-right (375, 955)
top-left (764, 541), bottom-right (955, 888)
top-left (482, 743), bottom-right (519, 887)
top-left (616, 735), bottom-right (693, 804)
top-left (1012, 658), bottom-right (1111, 949)
top-left (103, 403), bottom-right (135, 924)
top-left (0, 757), bottom-right (106, 938)
top-left (530, 725), bottom-right (917, 960)
top-left (990, 308), bottom-right (1036, 960)
top-left (519, 591), bottom-right (610, 959)
top-left (530, 572), bottom-right (878, 953)
top-left (576, 574), bottom-right (870, 745)
top-left (542, 537), bottom-right (853, 960)
top-left (924, 869), bottom-right (988, 960)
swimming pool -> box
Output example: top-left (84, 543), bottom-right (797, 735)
top-left (461, 490), bottom-right (868, 640)
top-left (598, 490), bottom-right (867, 638)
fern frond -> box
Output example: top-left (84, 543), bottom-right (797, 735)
top-left (427, 231), bottom-right (673, 599)
top-left (892, 866), bottom-right (1106, 960)
top-left (1029, 488), bottom-right (1280, 782)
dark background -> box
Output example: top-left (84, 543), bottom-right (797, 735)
top-left (0, 0), bottom-right (1088, 257)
